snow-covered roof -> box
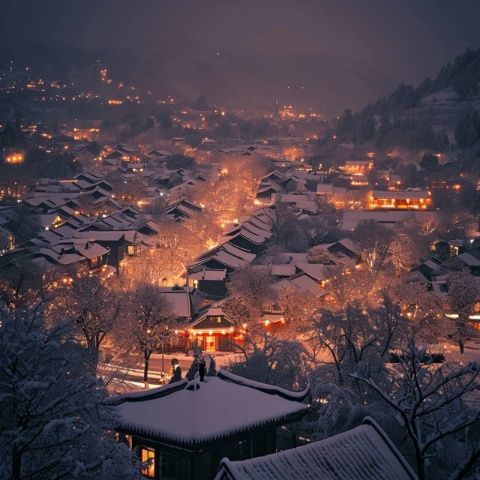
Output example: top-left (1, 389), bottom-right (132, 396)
top-left (296, 262), bottom-right (328, 281)
top-left (192, 249), bottom-right (250, 270)
top-left (336, 238), bottom-right (362, 257)
top-left (457, 252), bottom-right (480, 267)
top-left (372, 190), bottom-right (429, 200)
top-left (159, 289), bottom-right (192, 318)
top-left (114, 370), bottom-right (308, 446)
top-left (216, 418), bottom-right (417, 480)
top-left (288, 273), bottom-right (321, 292)
top-left (189, 268), bottom-right (227, 281)
top-left (270, 263), bottom-right (296, 277)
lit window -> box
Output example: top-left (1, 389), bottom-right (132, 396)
top-left (140, 447), bottom-right (155, 478)
top-left (127, 245), bottom-right (135, 255)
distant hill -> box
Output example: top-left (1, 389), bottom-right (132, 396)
top-left (335, 48), bottom-right (480, 151)
top-left (0, 44), bottom-right (397, 115)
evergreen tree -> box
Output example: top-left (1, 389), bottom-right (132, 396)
top-left (455, 112), bottom-right (480, 148)
top-left (186, 358), bottom-right (199, 381)
top-left (186, 340), bottom-right (203, 380)
top-left (207, 355), bottom-right (217, 376)
top-left (337, 109), bottom-right (354, 136)
top-left (359, 113), bottom-right (375, 142)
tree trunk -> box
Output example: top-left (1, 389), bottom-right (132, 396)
top-left (416, 451), bottom-right (426, 480)
top-left (143, 352), bottom-right (150, 383)
top-left (12, 448), bottom-right (22, 480)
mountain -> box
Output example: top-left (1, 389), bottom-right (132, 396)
top-left (0, 44), bottom-right (397, 115)
top-left (335, 48), bottom-right (480, 151)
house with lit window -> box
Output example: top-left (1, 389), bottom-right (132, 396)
top-left (113, 370), bottom-right (309, 480)
top-left (186, 307), bottom-right (242, 352)
top-left (369, 190), bottom-right (432, 210)
top-left (341, 159), bottom-right (374, 176)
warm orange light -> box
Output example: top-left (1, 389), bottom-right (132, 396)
top-left (5, 152), bottom-right (24, 164)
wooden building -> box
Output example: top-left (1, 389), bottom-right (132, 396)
top-left (186, 308), bottom-right (242, 352)
top-left (113, 370), bottom-right (309, 480)
top-left (341, 159), bottom-right (374, 176)
top-left (369, 190), bottom-right (432, 210)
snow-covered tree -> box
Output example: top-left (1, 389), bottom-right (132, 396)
top-left (275, 284), bottom-right (319, 335)
top-left (59, 270), bottom-right (122, 363)
top-left (186, 340), bottom-right (203, 381)
top-left (327, 264), bottom-right (391, 309)
top-left (230, 334), bottom-right (307, 390)
top-left (207, 355), bottom-right (217, 376)
top-left (447, 270), bottom-right (480, 353)
top-left (390, 219), bottom-right (431, 273)
top-left (351, 220), bottom-right (393, 274)
top-left (121, 285), bottom-right (175, 383)
top-left (0, 308), bottom-right (139, 480)
top-left (386, 279), bottom-right (445, 342)
top-left (224, 266), bottom-right (277, 328)
top-left (0, 264), bottom-right (53, 312)
top-left (353, 342), bottom-right (480, 480)
top-left (271, 203), bottom-right (307, 252)
top-left (307, 299), bottom-right (402, 386)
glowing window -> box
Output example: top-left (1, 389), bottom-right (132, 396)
top-left (140, 447), bottom-right (155, 478)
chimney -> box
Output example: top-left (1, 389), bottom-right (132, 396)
top-left (199, 359), bottom-right (206, 382)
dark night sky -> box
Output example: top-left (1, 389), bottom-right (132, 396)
top-left (2, 0), bottom-right (480, 111)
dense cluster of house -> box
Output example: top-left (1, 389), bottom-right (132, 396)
top-left (175, 202), bottom-right (363, 354)
top-left (255, 163), bottom-right (439, 233)
top-left (101, 143), bottom-right (210, 204)
top-left (410, 238), bottom-right (480, 299)
top-left (0, 170), bottom-right (163, 272)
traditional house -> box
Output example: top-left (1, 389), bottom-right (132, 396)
top-left (72, 230), bottom-right (148, 268)
top-left (158, 286), bottom-right (194, 320)
top-left (113, 370), bottom-right (309, 480)
top-left (341, 159), bottom-right (374, 175)
top-left (215, 417), bottom-right (417, 480)
top-left (369, 190), bottom-right (432, 210)
top-left (163, 199), bottom-right (203, 221)
top-left (186, 308), bottom-right (241, 352)
top-left (189, 244), bottom-right (253, 273)
top-left (187, 268), bottom-right (227, 298)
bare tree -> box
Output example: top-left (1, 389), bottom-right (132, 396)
top-left (351, 220), bottom-right (393, 274)
top-left (60, 269), bottom-right (122, 363)
top-left (353, 342), bottom-right (480, 480)
top-left (271, 203), bottom-right (307, 252)
top-left (308, 299), bottom-right (403, 385)
top-left (122, 285), bottom-right (175, 383)
top-left (0, 264), bottom-right (52, 312)
top-left (224, 266), bottom-right (277, 328)
top-left (386, 279), bottom-right (445, 342)
top-left (230, 333), bottom-right (307, 390)
top-left (447, 270), bottom-right (480, 353)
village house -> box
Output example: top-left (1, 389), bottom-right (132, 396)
top-left (187, 267), bottom-right (227, 299)
top-left (340, 159), bottom-right (374, 176)
top-left (113, 370), bottom-right (309, 480)
top-left (185, 307), bottom-right (241, 352)
top-left (369, 189), bottom-right (432, 210)
top-left (163, 199), bottom-right (203, 221)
